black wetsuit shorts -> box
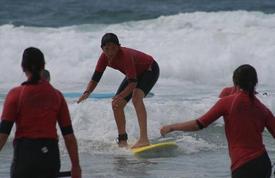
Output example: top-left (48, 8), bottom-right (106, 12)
top-left (11, 138), bottom-right (60, 178)
top-left (116, 60), bottom-right (159, 102)
top-left (232, 151), bottom-right (271, 178)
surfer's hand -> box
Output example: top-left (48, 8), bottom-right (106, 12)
top-left (77, 91), bottom-right (90, 103)
top-left (160, 125), bottom-right (172, 136)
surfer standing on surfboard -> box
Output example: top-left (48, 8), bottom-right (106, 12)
top-left (160, 64), bottom-right (275, 178)
top-left (0, 47), bottom-right (81, 178)
top-left (77, 33), bottom-right (159, 148)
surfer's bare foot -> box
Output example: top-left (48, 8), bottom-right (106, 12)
top-left (131, 139), bottom-right (150, 149)
top-left (118, 140), bottom-right (128, 148)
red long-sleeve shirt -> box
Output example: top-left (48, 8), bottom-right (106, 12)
top-left (198, 91), bottom-right (275, 171)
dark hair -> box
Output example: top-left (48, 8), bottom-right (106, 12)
top-left (233, 64), bottom-right (258, 99)
top-left (41, 69), bottom-right (50, 82)
top-left (232, 68), bottom-right (238, 86)
top-left (21, 47), bottom-right (45, 85)
top-left (101, 33), bottom-right (120, 48)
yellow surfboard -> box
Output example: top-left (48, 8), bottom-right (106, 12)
top-left (131, 141), bottom-right (178, 157)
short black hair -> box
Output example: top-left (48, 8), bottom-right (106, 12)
top-left (101, 33), bottom-right (120, 48)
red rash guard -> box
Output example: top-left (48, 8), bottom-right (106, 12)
top-left (95, 47), bottom-right (154, 80)
top-left (1, 80), bottom-right (72, 140)
top-left (197, 91), bottom-right (275, 171)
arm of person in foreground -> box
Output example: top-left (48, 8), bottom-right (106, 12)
top-left (160, 120), bottom-right (202, 136)
top-left (77, 80), bottom-right (98, 103)
top-left (0, 120), bottom-right (14, 151)
top-left (0, 133), bottom-right (9, 151)
top-left (161, 97), bottom-right (227, 136)
top-left (63, 134), bottom-right (82, 178)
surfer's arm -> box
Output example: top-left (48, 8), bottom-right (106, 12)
top-left (77, 80), bottom-right (98, 103)
top-left (78, 53), bottom-right (107, 103)
top-left (84, 80), bottom-right (98, 95)
top-left (170, 119), bottom-right (201, 131)
top-left (160, 120), bottom-right (201, 136)
top-left (0, 120), bottom-right (13, 150)
top-left (63, 134), bottom-right (81, 178)
top-left (85, 70), bottom-right (104, 94)
top-left (0, 90), bottom-right (17, 151)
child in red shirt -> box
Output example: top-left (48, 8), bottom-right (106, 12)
top-left (160, 64), bottom-right (274, 178)
top-left (0, 47), bottom-right (81, 178)
top-left (78, 33), bottom-right (159, 148)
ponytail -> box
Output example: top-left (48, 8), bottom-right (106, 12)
top-left (247, 82), bottom-right (255, 99)
top-left (22, 67), bottom-right (41, 85)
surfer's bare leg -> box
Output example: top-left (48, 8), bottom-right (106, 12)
top-left (131, 88), bottom-right (150, 148)
top-left (112, 100), bottom-right (128, 147)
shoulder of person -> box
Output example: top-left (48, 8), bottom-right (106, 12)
top-left (8, 86), bottom-right (23, 95)
top-left (99, 52), bottom-right (108, 61)
top-left (4, 86), bottom-right (23, 102)
top-left (121, 47), bottom-right (137, 57)
top-left (53, 88), bottom-right (63, 96)
top-left (219, 86), bottom-right (235, 98)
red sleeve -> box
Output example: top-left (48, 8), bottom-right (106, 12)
top-left (264, 108), bottom-right (275, 138)
top-left (198, 99), bottom-right (227, 128)
top-left (1, 88), bottom-right (20, 122)
top-left (57, 92), bottom-right (72, 128)
top-left (124, 54), bottom-right (137, 80)
top-left (95, 53), bottom-right (108, 73)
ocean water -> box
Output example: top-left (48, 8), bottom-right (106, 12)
top-left (1, 0), bottom-right (275, 178)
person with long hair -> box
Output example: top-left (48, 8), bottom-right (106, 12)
top-left (0, 47), bottom-right (81, 178)
top-left (160, 64), bottom-right (275, 178)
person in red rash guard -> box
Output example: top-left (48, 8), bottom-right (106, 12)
top-left (77, 33), bottom-right (159, 148)
top-left (160, 64), bottom-right (274, 178)
top-left (0, 47), bottom-right (81, 178)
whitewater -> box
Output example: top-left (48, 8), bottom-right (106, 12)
top-left (1, 11), bottom-right (275, 178)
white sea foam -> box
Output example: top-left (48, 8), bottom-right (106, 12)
top-left (1, 11), bottom-right (275, 90)
top-left (1, 11), bottom-right (275, 153)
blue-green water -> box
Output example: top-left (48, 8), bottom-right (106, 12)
top-left (1, 0), bottom-right (275, 27)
